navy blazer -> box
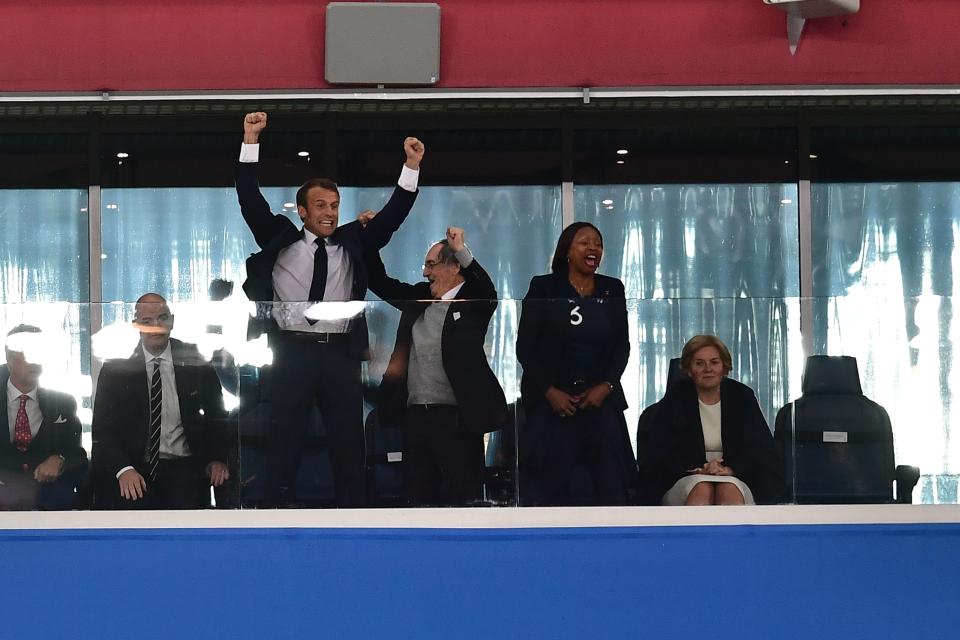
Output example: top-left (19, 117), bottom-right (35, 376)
top-left (91, 339), bottom-right (229, 481)
top-left (367, 250), bottom-right (509, 436)
top-left (643, 377), bottom-right (786, 505)
top-left (0, 365), bottom-right (87, 475)
top-left (235, 161), bottom-right (418, 351)
top-left (516, 272), bottom-right (630, 410)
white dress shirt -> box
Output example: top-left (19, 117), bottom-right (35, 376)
top-left (240, 142), bottom-right (420, 332)
top-left (698, 399), bottom-right (723, 461)
top-left (7, 380), bottom-right (41, 442)
top-left (116, 342), bottom-right (192, 479)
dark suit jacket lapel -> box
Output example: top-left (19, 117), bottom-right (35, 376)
top-left (0, 369), bottom-right (10, 453)
top-left (34, 388), bottom-right (52, 448)
top-left (128, 347), bottom-right (150, 431)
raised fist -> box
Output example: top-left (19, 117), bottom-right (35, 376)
top-left (243, 112), bottom-right (268, 142)
top-left (403, 136), bottom-right (425, 169)
top-left (357, 209), bottom-right (378, 227)
top-left (446, 226), bottom-right (465, 253)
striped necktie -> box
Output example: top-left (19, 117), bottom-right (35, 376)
top-left (147, 358), bottom-right (162, 481)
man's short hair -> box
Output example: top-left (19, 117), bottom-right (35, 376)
top-left (5, 324), bottom-right (41, 354)
top-left (296, 178), bottom-right (340, 209)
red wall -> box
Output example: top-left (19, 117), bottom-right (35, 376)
top-left (2, 0), bottom-right (957, 92)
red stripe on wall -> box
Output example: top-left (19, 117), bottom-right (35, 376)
top-left (2, 0), bottom-right (958, 92)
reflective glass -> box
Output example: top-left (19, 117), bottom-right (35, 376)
top-left (576, 184), bottom-right (802, 439)
top-left (811, 182), bottom-right (960, 502)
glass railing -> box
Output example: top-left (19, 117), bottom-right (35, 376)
top-left (0, 295), bottom-right (949, 509)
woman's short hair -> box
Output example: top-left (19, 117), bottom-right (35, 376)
top-left (550, 222), bottom-right (603, 274)
top-left (680, 335), bottom-right (733, 375)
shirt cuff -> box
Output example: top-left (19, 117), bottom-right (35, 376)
top-left (454, 246), bottom-right (474, 268)
top-left (116, 465), bottom-right (134, 479)
top-left (239, 143), bottom-right (260, 163)
top-left (398, 164), bottom-right (419, 192)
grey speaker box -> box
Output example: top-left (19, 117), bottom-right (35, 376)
top-left (325, 2), bottom-right (441, 86)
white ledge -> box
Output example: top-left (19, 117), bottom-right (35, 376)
top-left (0, 504), bottom-right (958, 531)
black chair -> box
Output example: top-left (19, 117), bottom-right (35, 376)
top-left (635, 357), bottom-right (682, 505)
top-left (774, 355), bottom-right (919, 504)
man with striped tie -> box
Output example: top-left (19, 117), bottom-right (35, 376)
top-left (92, 293), bottom-right (231, 509)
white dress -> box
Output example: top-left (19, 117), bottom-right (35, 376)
top-left (661, 399), bottom-right (756, 505)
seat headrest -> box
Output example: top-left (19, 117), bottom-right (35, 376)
top-left (665, 357), bottom-right (683, 392)
top-left (801, 355), bottom-right (863, 396)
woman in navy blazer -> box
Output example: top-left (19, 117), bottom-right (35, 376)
top-left (641, 335), bottom-right (785, 505)
top-left (517, 222), bottom-right (636, 505)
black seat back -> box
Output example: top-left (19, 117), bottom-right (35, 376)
top-left (636, 358), bottom-right (683, 504)
top-left (774, 355), bottom-right (895, 503)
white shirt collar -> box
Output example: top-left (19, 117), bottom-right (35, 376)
top-left (440, 281), bottom-right (466, 301)
top-left (141, 341), bottom-right (173, 364)
top-left (7, 378), bottom-right (38, 404)
top-left (303, 228), bottom-right (335, 246)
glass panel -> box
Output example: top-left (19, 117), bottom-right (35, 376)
top-left (229, 300), bottom-right (519, 508)
top-left (576, 184), bottom-right (802, 444)
top-left (811, 181), bottom-right (960, 502)
top-left (0, 189), bottom-right (89, 303)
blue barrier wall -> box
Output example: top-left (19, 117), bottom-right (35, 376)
top-left (2, 520), bottom-right (958, 639)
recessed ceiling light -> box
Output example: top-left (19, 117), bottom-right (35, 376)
top-left (116, 152), bottom-right (129, 159)
top-left (297, 151), bottom-right (310, 157)
top-left (784, 160), bottom-right (790, 164)
top-left (781, 199), bottom-right (793, 205)
top-left (283, 202), bottom-right (296, 209)
top-left (601, 199), bottom-right (614, 206)
top-left (604, 205), bottom-right (615, 211)
top-left (809, 154), bottom-right (818, 159)
top-left (616, 149), bottom-right (629, 155)
top-left (616, 160), bottom-right (625, 165)
top-left (101, 254), bottom-right (108, 260)
top-left (106, 204), bottom-right (118, 209)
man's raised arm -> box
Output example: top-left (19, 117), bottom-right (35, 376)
top-left (361, 136), bottom-right (425, 250)
top-left (236, 111), bottom-right (287, 248)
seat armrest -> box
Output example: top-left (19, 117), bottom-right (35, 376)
top-left (895, 465), bottom-right (920, 504)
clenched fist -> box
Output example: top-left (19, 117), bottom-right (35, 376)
top-left (446, 226), bottom-right (465, 253)
top-left (244, 112), bottom-right (268, 143)
top-left (404, 136), bottom-right (425, 170)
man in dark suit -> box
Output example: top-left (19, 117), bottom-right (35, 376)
top-left (236, 111), bottom-right (424, 507)
top-left (368, 227), bottom-right (508, 506)
top-left (92, 294), bottom-right (231, 509)
top-left (0, 325), bottom-right (87, 510)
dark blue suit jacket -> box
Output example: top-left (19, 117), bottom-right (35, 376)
top-left (91, 339), bottom-right (229, 483)
top-left (516, 272), bottom-right (630, 411)
top-left (235, 161), bottom-right (418, 353)
top-left (367, 250), bottom-right (508, 436)
top-left (0, 365), bottom-right (87, 476)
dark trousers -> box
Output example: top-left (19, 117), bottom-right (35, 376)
top-left (0, 465), bottom-right (86, 511)
top-left (104, 457), bottom-right (210, 510)
top-left (266, 333), bottom-right (365, 507)
top-left (403, 405), bottom-right (484, 507)
top-left (522, 400), bottom-right (631, 506)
